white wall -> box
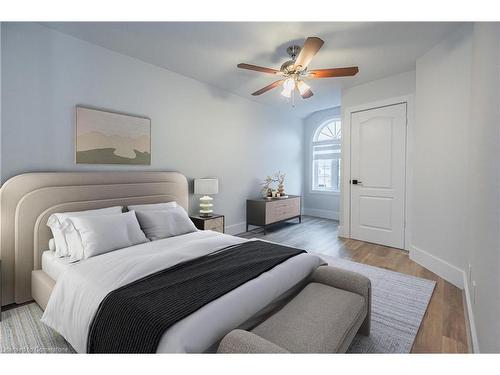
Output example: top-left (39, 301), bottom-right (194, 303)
top-left (302, 106), bottom-right (341, 220)
top-left (412, 25), bottom-right (473, 273)
top-left (413, 23), bottom-right (500, 352)
top-left (1, 23), bottom-right (304, 234)
top-left (465, 23), bottom-right (500, 353)
top-left (339, 71), bottom-right (416, 231)
top-left (342, 70), bottom-right (416, 110)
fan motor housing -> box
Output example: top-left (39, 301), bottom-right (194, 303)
top-left (286, 45), bottom-right (301, 59)
top-left (280, 60), bottom-right (295, 73)
top-left (281, 45), bottom-right (302, 73)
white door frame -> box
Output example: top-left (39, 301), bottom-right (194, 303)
top-left (339, 95), bottom-right (414, 251)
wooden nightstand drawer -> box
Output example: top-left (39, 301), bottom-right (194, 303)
top-left (246, 195), bottom-right (302, 234)
top-left (204, 216), bottom-right (224, 231)
top-left (265, 197), bottom-right (300, 224)
top-left (208, 225), bottom-right (224, 233)
top-left (190, 214), bottom-right (225, 233)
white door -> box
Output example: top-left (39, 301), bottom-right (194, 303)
top-left (350, 103), bottom-right (407, 249)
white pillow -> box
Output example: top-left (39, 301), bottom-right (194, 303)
top-left (127, 202), bottom-right (177, 212)
top-left (62, 221), bottom-right (86, 261)
top-left (68, 211), bottom-right (149, 259)
top-left (48, 238), bottom-right (56, 252)
top-left (47, 206), bottom-right (123, 258)
top-left (135, 207), bottom-right (197, 241)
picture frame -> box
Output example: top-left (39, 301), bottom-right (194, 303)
top-left (75, 105), bottom-right (151, 165)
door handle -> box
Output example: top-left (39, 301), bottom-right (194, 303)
top-left (351, 179), bottom-right (363, 185)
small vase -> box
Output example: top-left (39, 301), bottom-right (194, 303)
top-left (277, 183), bottom-right (285, 196)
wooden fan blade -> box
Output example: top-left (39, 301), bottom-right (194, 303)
top-left (301, 89), bottom-right (314, 99)
top-left (237, 63), bottom-right (280, 75)
top-left (294, 37), bottom-right (324, 71)
top-left (252, 80), bottom-right (285, 96)
top-left (309, 67), bottom-right (359, 78)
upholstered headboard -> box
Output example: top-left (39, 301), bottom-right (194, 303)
top-left (0, 171), bottom-right (188, 306)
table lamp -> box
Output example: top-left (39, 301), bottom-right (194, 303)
top-left (194, 178), bottom-right (219, 217)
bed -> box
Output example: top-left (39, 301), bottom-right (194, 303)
top-left (0, 171), bottom-right (324, 353)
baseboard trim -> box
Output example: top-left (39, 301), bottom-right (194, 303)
top-left (409, 244), bottom-right (480, 352)
top-left (303, 208), bottom-right (339, 220)
top-left (337, 225), bottom-right (347, 238)
top-left (463, 273), bottom-right (480, 353)
top-left (409, 245), bottom-right (464, 288)
top-left (225, 221), bottom-right (246, 235)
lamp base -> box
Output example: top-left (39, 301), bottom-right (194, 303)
top-left (199, 195), bottom-right (214, 218)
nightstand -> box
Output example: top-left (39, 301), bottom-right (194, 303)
top-left (190, 214), bottom-right (225, 233)
top-left (246, 195), bottom-right (301, 234)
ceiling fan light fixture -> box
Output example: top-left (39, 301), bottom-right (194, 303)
top-left (283, 78), bottom-right (295, 92)
top-left (281, 87), bottom-right (293, 98)
top-left (297, 80), bottom-right (311, 95)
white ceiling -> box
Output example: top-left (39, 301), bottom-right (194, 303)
top-left (42, 22), bottom-right (461, 118)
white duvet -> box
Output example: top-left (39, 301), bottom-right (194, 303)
top-left (41, 230), bottom-right (324, 353)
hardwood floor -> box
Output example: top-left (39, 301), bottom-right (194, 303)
top-left (238, 216), bottom-right (470, 353)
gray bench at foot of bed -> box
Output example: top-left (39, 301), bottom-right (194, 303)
top-left (217, 265), bottom-right (371, 353)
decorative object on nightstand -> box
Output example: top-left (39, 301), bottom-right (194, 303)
top-left (261, 171), bottom-right (287, 199)
top-left (246, 195), bottom-right (301, 234)
top-left (190, 214), bottom-right (225, 233)
top-left (277, 172), bottom-right (286, 196)
top-left (194, 178), bottom-right (219, 217)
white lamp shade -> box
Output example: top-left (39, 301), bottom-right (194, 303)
top-left (194, 178), bottom-right (219, 195)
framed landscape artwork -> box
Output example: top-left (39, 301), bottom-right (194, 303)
top-left (76, 106), bottom-right (151, 165)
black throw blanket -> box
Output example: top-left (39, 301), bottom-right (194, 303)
top-left (87, 240), bottom-right (305, 353)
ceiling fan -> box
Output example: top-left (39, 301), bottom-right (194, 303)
top-left (237, 37), bottom-right (359, 100)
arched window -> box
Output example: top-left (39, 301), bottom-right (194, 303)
top-left (312, 119), bottom-right (341, 192)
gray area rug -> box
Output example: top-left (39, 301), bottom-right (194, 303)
top-left (1, 303), bottom-right (74, 353)
top-left (320, 256), bottom-right (436, 353)
top-left (0, 257), bottom-right (434, 354)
